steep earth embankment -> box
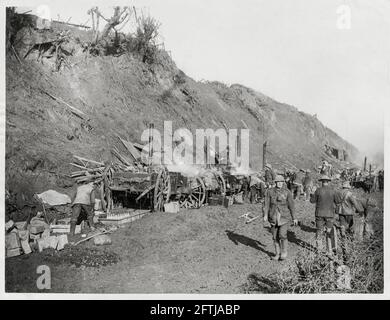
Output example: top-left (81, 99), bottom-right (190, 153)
top-left (5, 25), bottom-right (359, 207)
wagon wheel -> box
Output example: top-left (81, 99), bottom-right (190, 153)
top-left (154, 167), bottom-right (171, 212)
top-left (213, 171), bottom-right (226, 196)
top-left (179, 176), bottom-right (206, 209)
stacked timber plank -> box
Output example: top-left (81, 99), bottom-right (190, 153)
top-left (70, 155), bottom-right (106, 184)
top-left (111, 135), bottom-right (149, 171)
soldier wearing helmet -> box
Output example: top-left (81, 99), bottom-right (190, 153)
top-left (263, 174), bottom-right (298, 261)
top-left (302, 169), bottom-right (314, 201)
top-left (264, 163), bottom-right (276, 187)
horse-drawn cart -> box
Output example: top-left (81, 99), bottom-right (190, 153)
top-left (100, 165), bottom-right (208, 212)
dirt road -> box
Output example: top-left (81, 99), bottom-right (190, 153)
top-left (5, 191), bottom-right (383, 293)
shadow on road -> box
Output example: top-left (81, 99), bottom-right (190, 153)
top-left (261, 224), bottom-right (317, 253)
top-left (225, 230), bottom-right (274, 258)
top-left (299, 222), bottom-right (317, 233)
top-left (287, 230), bottom-right (317, 252)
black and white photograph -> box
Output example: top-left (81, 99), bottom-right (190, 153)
top-left (1, 0), bottom-right (388, 298)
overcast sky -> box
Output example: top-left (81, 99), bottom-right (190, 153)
top-left (13, 0), bottom-right (389, 160)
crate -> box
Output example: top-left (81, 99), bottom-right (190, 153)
top-left (6, 247), bottom-right (22, 258)
top-left (99, 210), bottom-right (150, 226)
top-left (6, 232), bottom-right (22, 258)
top-left (223, 196), bottom-right (233, 208)
top-left (164, 202), bottom-right (180, 213)
top-left (30, 225), bottom-right (45, 234)
top-left (5, 232), bottom-right (21, 250)
top-left (208, 197), bottom-right (220, 206)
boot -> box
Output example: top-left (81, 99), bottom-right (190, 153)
top-left (69, 221), bottom-right (76, 236)
top-left (316, 237), bottom-right (323, 252)
top-left (88, 216), bottom-right (96, 231)
top-left (326, 235), bottom-right (333, 256)
top-left (340, 226), bottom-right (346, 238)
top-left (272, 241), bottom-right (281, 261)
top-left (280, 239), bottom-right (288, 260)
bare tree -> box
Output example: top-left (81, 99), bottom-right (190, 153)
top-left (88, 6), bottom-right (131, 44)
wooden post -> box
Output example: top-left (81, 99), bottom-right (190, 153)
top-left (205, 136), bottom-right (210, 169)
top-left (148, 123), bottom-right (154, 171)
top-left (226, 145), bottom-right (230, 167)
top-left (237, 129), bottom-right (241, 158)
top-left (263, 141), bottom-right (268, 170)
top-left (363, 156), bottom-right (367, 172)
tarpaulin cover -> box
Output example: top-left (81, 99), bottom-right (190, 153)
top-left (36, 190), bottom-right (72, 206)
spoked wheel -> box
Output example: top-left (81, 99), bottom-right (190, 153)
top-left (213, 171), bottom-right (226, 196)
top-left (179, 176), bottom-right (206, 209)
top-left (154, 167), bottom-right (171, 212)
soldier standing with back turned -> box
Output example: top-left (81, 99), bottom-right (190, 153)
top-left (310, 175), bottom-right (340, 254)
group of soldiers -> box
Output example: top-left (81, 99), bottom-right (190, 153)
top-left (347, 169), bottom-right (384, 193)
top-left (240, 163), bottom-right (276, 204)
top-left (241, 164), bottom-right (314, 204)
top-left (68, 160), bottom-right (382, 255)
top-left (241, 161), bottom-right (382, 262)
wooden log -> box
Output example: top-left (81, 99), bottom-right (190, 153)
top-left (71, 170), bottom-right (88, 174)
top-left (100, 183), bottom-right (107, 212)
top-left (111, 148), bottom-right (132, 166)
top-left (42, 90), bottom-right (86, 119)
top-left (73, 230), bottom-right (111, 246)
top-left (75, 175), bottom-right (102, 183)
top-left (70, 163), bottom-right (89, 170)
top-left (117, 135), bottom-right (141, 160)
top-left (73, 155), bottom-right (104, 167)
top-left (135, 184), bottom-right (155, 202)
top-left (71, 172), bottom-right (87, 177)
top-left (12, 45), bottom-right (22, 64)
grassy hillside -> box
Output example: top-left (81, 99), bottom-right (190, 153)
top-left (5, 20), bottom-right (359, 206)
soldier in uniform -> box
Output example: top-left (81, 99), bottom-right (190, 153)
top-left (302, 169), bottom-right (314, 201)
top-left (264, 163), bottom-right (276, 188)
top-left (70, 181), bottom-right (98, 237)
top-left (378, 170), bottom-right (384, 191)
top-left (356, 197), bottom-right (380, 240)
top-left (263, 175), bottom-right (298, 261)
top-left (336, 181), bottom-right (363, 238)
top-left (241, 176), bottom-right (250, 202)
top-left (319, 160), bottom-right (333, 177)
top-left (292, 169), bottom-right (305, 200)
top-left (310, 175), bottom-right (340, 254)
top-left (249, 173), bottom-right (261, 203)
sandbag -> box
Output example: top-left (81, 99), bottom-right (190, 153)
top-left (29, 216), bottom-right (50, 231)
top-left (93, 234), bottom-right (112, 246)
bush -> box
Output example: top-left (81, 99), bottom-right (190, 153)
top-left (131, 15), bottom-right (161, 64)
top-left (243, 231), bottom-right (383, 294)
top-left (6, 7), bottom-right (34, 51)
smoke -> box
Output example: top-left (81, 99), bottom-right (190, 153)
top-left (370, 151), bottom-right (384, 170)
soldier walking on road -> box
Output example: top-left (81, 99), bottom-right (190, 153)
top-left (378, 170), bottom-right (384, 191)
top-left (303, 169), bottom-right (314, 201)
top-left (356, 197), bottom-right (380, 240)
top-left (263, 175), bottom-right (298, 261)
top-left (336, 181), bottom-right (363, 238)
top-left (310, 175), bottom-right (340, 255)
